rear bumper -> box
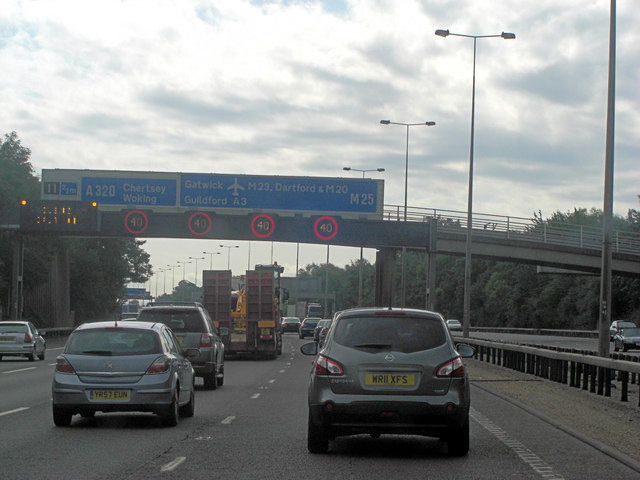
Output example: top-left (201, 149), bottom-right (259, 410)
top-left (0, 344), bottom-right (34, 356)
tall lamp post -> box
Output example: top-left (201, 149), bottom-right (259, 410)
top-left (435, 28), bottom-right (515, 338)
top-left (380, 119), bottom-right (436, 307)
top-left (177, 260), bottom-right (192, 281)
top-left (219, 244), bottom-right (239, 270)
top-left (189, 256), bottom-right (204, 286)
top-left (203, 251), bottom-right (221, 270)
top-left (166, 264), bottom-right (179, 295)
top-left (343, 166), bottom-right (386, 306)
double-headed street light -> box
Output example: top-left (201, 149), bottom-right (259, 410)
top-left (219, 245), bottom-right (239, 270)
top-left (435, 28), bottom-right (515, 338)
top-left (189, 256), bottom-right (205, 286)
top-left (202, 251), bottom-right (221, 270)
top-left (380, 119), bottom-right (436, 308)
top-left (343, 166), bottom-right (386, 306)
top-left (177, 260), bottom-right (192, 281)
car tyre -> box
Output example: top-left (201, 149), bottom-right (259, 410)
top-left (307, 411), bottom-right (329, 454)
top-left (179, 383), bottom-right (195, 418)
top-left (446, 417), bottom-right (470, 456)
top-left (204, 369), bottom-right (218, 390)
top-left (53, 405), bottom-right (72, 427)
top-left (28, 347), bottom-right (36, 361)
top-left (38, 348), bottom-right (46, 361)
top-left (613, 342), bottom-right (619, 352)
top-left (161, 390), bottom-right (179, 427)
top-left (622, 344), bottom-right (628, 352)
top-left (217, 365), bottom-right (225, 387)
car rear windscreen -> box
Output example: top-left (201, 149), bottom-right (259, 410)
top-left (66, 328), bottom-right (161, 355)
top-left (0, 324), bottom-right (27, 333)
top-left (333, 315), bottom-right (446, 353)
top-left (138, 310), bottom-right (205, 333)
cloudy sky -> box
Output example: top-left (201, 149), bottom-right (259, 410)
top-left (2, 0), bottom-right (638, 290)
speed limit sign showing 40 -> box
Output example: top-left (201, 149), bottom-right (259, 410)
top-left (314, 216), bottom-right (338, 241)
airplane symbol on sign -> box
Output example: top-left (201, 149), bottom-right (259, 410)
top-left (228, 178), bottom-right (245, 196)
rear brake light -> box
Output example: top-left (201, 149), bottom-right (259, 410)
top-left (314, 355), bottom-right (344, 376)
top-left (55, 357), bottom-right (76, 375)
top-left (24, 332), bottom-right (32, 343)
top-left (437, 357), bottom-right (465, 377)
top-left (200, 333), bottom-right (213, 347)
top-left (146, 356), bottom-right (171, 374)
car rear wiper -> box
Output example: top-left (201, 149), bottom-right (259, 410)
top-left (79, 350), bottom-right (113, 356)
top-left (352, 343), bottom-right (392, 349)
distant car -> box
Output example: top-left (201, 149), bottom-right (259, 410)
top-left (51, 320), bottom-right (198, 427)
top-left (313, 319), bottom-right (332, 342)
top-left (0, 321), bottom-right (46, 361)
top-left (299, 318), bottom-right (320, 339)
top-left (136, 303), bottom-right (225, 389)
top-left (446, 319), bottom-right (462, 331)
top-left (282, 317), bottom-right (301, 334)
top-left (301, 308), bottom-right (475, 455)
top-left (613, 327), bottom-right (640, 352)
top-left (609, 320), bottom-right (636, 341)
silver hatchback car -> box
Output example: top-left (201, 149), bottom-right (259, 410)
top-left (0, 321), bottom-right (46, 361)
top-left (52, 321), bottom-right (198, 427)
top-left (301, 308), bottom-right (475, 455)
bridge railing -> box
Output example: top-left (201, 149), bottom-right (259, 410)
top-left (383, 204), bottom-right (640, 256)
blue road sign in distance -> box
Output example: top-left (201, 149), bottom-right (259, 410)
top-left (180, 174), bottom-right (379, 215)
top-left (81, 177), bottom-right (177, 206)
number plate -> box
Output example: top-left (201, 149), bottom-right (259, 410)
top-left (89, 390), bottom-right (130, 401)
top-left (0, 337), bottom-right (16, 342)
top-left (365, 374), bottom-right (415, 386)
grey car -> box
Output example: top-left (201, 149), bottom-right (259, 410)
top-left (136, 303), bottom-right (225, 389)
top-left (0, 321), bottom-right (46, 361)
top-left (301, 308), bottom-right (475, 455)
top-left (613, 327), bottom-right (640, 352)
top-left (52, 321), bottom-right (198, 427)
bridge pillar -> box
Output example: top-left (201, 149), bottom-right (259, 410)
top-left (374, 248), bottom-right (396, 307)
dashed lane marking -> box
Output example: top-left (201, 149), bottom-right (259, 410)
top-left (0, 407), bottom-right (29, 417)
top-left (221, 416), bottom-right (235, 424)
top-left (160, 457), bottom-right (186, 472)
top-left (2, 367), bottom-right (37, 374)
top-left (471, 408), bottom-right (565, 480)
top-left (251, 393), bottom-right (261, 399)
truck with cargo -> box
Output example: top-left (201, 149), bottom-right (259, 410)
top-left (202, 264), bottom-right (284, 359)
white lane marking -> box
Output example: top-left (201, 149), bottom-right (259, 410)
top-left (49, 347), bottom-right (64, 351)
top-left (268, 379), bottom-right (275, 384)
top-left (0, 407), bottom-right (29, 417)
top-left (470, 408), bottom-right (565, 480)
top-left (251, 393), bottom-right (260, 399)
top-left (160, 457), bottom-right (186, 472)
top-left (3, 367), bottom-right (37, 374)
top-left (279, 369), bottom-right (286, 373)
top-left (221, 416), bottom-right (235, 424)
top-left (48, 363), bottom-right (57, 366)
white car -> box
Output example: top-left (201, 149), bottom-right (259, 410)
top-left (0, 321), bottom-right (46, 361)
top-left (446, 319), bottom-right (463, 331)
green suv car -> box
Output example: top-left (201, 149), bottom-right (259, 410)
top-left (301, 308), bottom-right (475, 455)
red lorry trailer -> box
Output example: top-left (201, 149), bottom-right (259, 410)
top-left (203, 264), bottom-right (283, 359)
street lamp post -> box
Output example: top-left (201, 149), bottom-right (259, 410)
top-left (203, 251), bottom-right (221, 270)
top-left (380, 120), bottom-right (436, 307)
top-left (166, 264), bottom-right (179, 295)
top-left (435, 28), bottom-right (515, 338)
top-left (219, 245), bottom-right (239, 270)
top-left (177, 261), bottom-right (192, 281)
top-left (189, 256), bottom-right (205, 286)
top-left (343, 166), bottom-right (386, 306)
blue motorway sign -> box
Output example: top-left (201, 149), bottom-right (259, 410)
top-left (81, 177), bottom-right (177, 206)
top-left (180, 174), bottom-right (379, 213)
top-left (41, 170), bottom-right (383, 218)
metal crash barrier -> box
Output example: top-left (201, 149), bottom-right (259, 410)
top-left (461, 338), bottom-right (640, 406)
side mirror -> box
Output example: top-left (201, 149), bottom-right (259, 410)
top-left (39, 331), bottom-right (46, 336)
top-left (300, 342), bottom-right (318, 356)
top-left (456, 343), bottom-right (475, 358)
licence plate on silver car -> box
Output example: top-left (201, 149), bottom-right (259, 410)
top-left (89, 390), bottom-right (130, 401)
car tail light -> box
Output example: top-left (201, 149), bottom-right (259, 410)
top-left (437, 357), bottom-right (465, 377)
top-left (24, 332), bottom-right (32, 343)
top-left (200, 333), bottom-right (213, 347)
top-left (146, 356), bottom-right (171, 375)
top-left (55, 357), bottom-right (76, 375)
top-left (314, 355), bottom-right (344, 376)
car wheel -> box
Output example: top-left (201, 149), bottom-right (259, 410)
top-left (613, 342), bottom-right (618, 352)
top-left (28, 347), bottom-right (36, 361)
top-left (179, 382), bottom-right (195, 418)
top-left (204, 369), bottom-right (218, 390)
top-left (160, 390), bottom-right (179, 427)
top-left (53, 405), bottom-right (72, 427)
top-left (38, 348), bottom-right (46, 361)
top-left (307, 411), bottom-right (329, 453)
top-left (622, 344), bottom-right (628, 352)
top-left (447, 416), bottom-right (470, 456)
